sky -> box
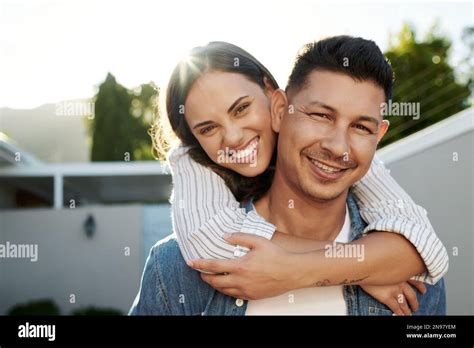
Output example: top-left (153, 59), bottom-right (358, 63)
top-left (0, 0), bottom-right (472, 109)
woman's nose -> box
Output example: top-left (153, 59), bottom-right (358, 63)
top-left (222, 124), bottom-right (244, 148)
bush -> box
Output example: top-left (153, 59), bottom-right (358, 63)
top-left (7, 299), bottom-right (123, 316)
top-left (71, 306), bottom-right (123, 316)
top-left (8, 299), bottom-right (60, 315)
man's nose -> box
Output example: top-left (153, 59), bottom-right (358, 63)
top-left (319, 127), bottom-right (350, 159)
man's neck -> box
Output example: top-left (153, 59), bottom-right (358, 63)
top-left (254, 169), bottom-right (348, 241)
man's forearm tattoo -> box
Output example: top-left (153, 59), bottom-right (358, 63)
top-left (312, 275), bottom-right (370, 287)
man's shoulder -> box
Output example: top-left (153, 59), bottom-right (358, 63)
top-left (147, 234), bottom-right (215, 314)
top-left (346, 191), bottom-right (367, 239)
top-left (150, 234), bottom-right (183, 263)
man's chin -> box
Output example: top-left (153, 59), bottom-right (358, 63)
top-left (302, 186), bottom-right (348, 203)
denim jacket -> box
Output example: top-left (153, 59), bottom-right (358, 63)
top-left (129, 193), bottom-right (446, 316)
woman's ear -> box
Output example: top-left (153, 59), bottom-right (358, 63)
top-left (263, 76), bottom-right (276, 96)
top-left (271, 89), bottom-right (288, 133)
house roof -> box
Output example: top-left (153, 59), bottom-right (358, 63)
top-left (377, 107), bottom-right (474, 164)
top-left (0, 132), bottom-right (42, 165)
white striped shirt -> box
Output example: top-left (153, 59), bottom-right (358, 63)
top-left (167, 146), bottom-right (448, 284)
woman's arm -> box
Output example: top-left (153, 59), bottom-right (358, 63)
top-left (168, 145), bottom-right (276, 263)
top-left (351, 154), bottom-right (449, 284)
top-left (171, 147), bottom-right (440, 287)
top-left (190, 232), bottom-right (426, 300)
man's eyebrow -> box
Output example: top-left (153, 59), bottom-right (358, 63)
top-left (307, 100), bottom-right (380, 128)
top-left (227, 95), bottom-right (249, 114)
top-left (307, 100), bottom-right (336, 112)
top-left (192, 120), bottom-right (214, 130)
top-left (358, 115), bottom-right (380, 127)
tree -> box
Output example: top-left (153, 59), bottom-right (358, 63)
top-left (90, 73), bottom-right (157, 161)
top-left (129, 83), bottom-right (159, 161)
top-left (380, 23), bottom-right (471, 147)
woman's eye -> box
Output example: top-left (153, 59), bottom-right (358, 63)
top-left (235, 103), bottom-right (249, 115)
top-left (200, 125), bottom-right (217, 135)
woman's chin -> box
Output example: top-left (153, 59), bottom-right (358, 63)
top-left (230, 162), bottom-right (267, 177)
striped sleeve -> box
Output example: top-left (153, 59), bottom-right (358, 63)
top-left (167, 145), bottom-right (276, 263)
top-left (351, 154), bottom-right (449, 285)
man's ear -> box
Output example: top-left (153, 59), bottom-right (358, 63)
top-left (376, 119), bottom-right (390, 143)
top-left (271, 89), bottom-right (288, 133)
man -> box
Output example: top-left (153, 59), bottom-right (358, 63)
top-left (129, 36), bottom-right (445, 315)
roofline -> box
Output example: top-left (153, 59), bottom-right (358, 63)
top-left (0, 160), bottom-right (169, 177)
top-left (0, 134), bottom-right (42, 165)
top-left (377, 107), bottom-right (474, 164)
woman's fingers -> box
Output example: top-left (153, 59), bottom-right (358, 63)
top-left (187, 258), bottom-right (237, 274)
top-left (402, 282), bottom-right (419, 313)
top-left (398, 293), bottom-right (412, 316)
top-left (201, 273), bottom-right (237, 289)
top-left (386, 297), bottom-right (404, 316)
top-left (224, 232), bottom-right (264, 249)
top-left (408, 279), bottom-right (427, 294)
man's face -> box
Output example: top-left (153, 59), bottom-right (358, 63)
top-left (275, 70), bottom-right (388, 202)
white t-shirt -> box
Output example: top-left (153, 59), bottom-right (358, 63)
top-left (245, 205), bottom-right (351, 315)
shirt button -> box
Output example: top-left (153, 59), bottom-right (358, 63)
top-left (235, 298), bottom-right (244, 307)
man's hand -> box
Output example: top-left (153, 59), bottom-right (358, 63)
top-left (187, 233), bottom-right (301, 300)
top-left (361, 280), bottom-right (427, 315)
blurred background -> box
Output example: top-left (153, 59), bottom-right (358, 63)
top-left (0, 0), bottom-right (472, 315)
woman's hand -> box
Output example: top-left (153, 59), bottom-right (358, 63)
top-left (187, 233), bottom-right (303, 300)
top-left (361, 280), bottom-right (427, 315)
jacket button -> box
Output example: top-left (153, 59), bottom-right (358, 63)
top-left (235, 298), bottom-right (244, 307)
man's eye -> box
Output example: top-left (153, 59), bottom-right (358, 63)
top-left (200, 125), bottom-right (217, 135)
top-left (310, 113), bottom-right (330, 119)
top-left (235, 103), bottom-right (250, 115)
top-left (355, 124), bottom-right (373, 133)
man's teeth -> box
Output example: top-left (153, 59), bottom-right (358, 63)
top-left (311, 159), bottom-right (343, 173)
top-left (232, 138), bottom-right (258, 159)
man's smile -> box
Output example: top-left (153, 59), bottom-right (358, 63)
top-left (306, 156), bottom-right (352, 181)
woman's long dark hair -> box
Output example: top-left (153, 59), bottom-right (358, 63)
top-left (151, 41), bottom-right (279, 201)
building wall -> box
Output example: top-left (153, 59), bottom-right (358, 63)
top-left (0, 205), bottom-right (147, 315)
top-left (379, 130), bottom-right (473, 315)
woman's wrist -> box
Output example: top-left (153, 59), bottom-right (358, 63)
top-left (286, 251), bottom-right (324, 289)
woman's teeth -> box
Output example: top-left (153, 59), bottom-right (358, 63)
top-left (231, 138), bottom-right (259, 160)
top-left (311, 159), bottom-right (343, 173)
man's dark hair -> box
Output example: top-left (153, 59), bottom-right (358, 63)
top-left (286, 35), bottom-right (393, 101)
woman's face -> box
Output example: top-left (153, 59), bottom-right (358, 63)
top-left (184, 71), bottom-right (277, 177)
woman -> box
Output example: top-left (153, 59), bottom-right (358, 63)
top-left (151, 41), bottom-right (448, 315)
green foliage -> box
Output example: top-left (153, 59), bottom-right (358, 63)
top-left (8, 299), bottom-right (60, 315)
top-left (381, 23), bottom-right (471, 147)
top-left (90, 73), bottom-right (157, 161)
top-left (71, 306), bottom-right (123, 316)
top-left (7, 299), bottom-right (123, 316)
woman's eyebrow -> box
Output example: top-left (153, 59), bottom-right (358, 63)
top-left (192, 120), bottom-right (214, 130)
top-left (227, 95), bottom-right (249, 113)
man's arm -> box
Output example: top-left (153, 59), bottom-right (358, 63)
top-left (129, 246), bottom-right (170, 315)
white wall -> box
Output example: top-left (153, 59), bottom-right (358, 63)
top-left (379, 129), bottom-right (473, 315)
top-left (0, 205), bottom-right (144, 315)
